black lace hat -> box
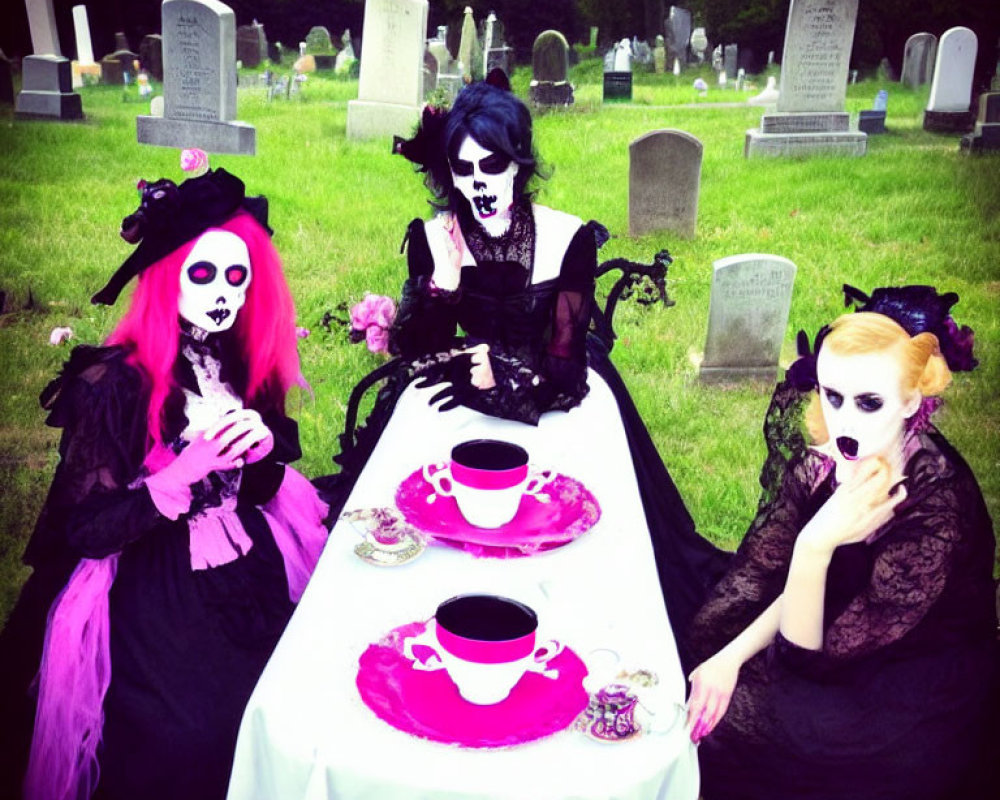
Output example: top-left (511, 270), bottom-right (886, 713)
top-left (92, 168), bottom-right (271, 305)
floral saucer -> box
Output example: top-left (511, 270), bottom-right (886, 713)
top-left (341, 508), bottom-right (426, 567)
top-left (394, 468), bottom-right (601, 558)
top-left (356, 620), bottom-right (589, 748)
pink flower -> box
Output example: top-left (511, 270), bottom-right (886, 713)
top-left (180, 148), bottom-right (209, 174)
top-left (366, 325), bottom-right (390, 355)
top-left (350, 293), bottom-right (397, 332)
top-left (296, 326), bottom-right (311, 339)
top-left (48, 326), bottom-right (73, 346)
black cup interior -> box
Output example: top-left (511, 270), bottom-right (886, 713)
top-left (451, 439), bottom-right (528, 472)
top-left (436, 594), bottom-right (537, 641)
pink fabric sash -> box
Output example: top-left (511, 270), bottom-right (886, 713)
top-left (25, 466), bottom-right (328, 800)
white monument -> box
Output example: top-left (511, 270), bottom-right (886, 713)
top-left (15, 0), bottom-right (84, 119)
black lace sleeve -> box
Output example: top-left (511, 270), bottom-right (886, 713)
top-left (25, 347), bottom-right (164, 564)
top-left (687, 452), bottom-right (831, 663)
top-left (389, 219), bottom-right (461, 359)
top-left (772, 448), bottom-right (972, 677)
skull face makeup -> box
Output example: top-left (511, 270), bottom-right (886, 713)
top-left (816, 347), bottom-right (921, 478)
top-left (450, 136), bottom-right (519, 236)
top-left (178, 230), bottom-right (252, 333)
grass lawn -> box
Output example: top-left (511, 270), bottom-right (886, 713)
top-left (0, 60), bottom-right (998, 624)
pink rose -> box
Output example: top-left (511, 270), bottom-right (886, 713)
top-left (48, 326), bottom-right (73, 346)
top-left (180, 148), bottom-right (209, 174)
top-left (296, 326), bottom-right (311, 339)
top-left (350, 294), bottom-right (396, 332)
top-left (366, 325), bottom-right (390, 355)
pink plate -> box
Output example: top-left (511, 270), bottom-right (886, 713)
top-left (395, 468), bottom-right (601, 558)
top-left (356, 621), bottom-right (589, 748)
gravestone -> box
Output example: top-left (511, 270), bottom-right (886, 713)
top-left (70, 5), bottom-right (100, 87)
top-left (724, 44), bottom-right (738, 83)
top-left (100, 53), bottom-right (124, 84)
top-left (114, 32), bottom-right (130, 51)
top-left (628, 129), bottom-right (702, 238)
top-left (423, 48), bottom-right (437, 97)
top-left (305, 26), bottom-right (335, 53)
top-left (236, 21), bottom-right (267, 69)
top-left (528, 30), bottom-right (574, 106)
top-left (107, 48), bottom-right (139, 81)
top-left (0, 49), bottom-right (14, 105)
top-left (654, 35), bottom-right (666, 73)
top-left (960, 92), bottom-right (1000, 153)
top-left (428, 26), bottom-right (450, 72)
top-left (604, 38), bottom-right (632, 101)
top-left (699, 254), bottom-right (797, 383)
top-left (924, 27), bottom-right (978, 133)
top-left (858, 89), bottom-right (887, 134)
top-left (900, 32), bottom-right (936, 89)
top-left (140, 34), bottom-right (163, 81)
top-left (347, 0), bottom-right (428, 140)
top-left (745, 0), bottom-right (866, 158)
top-left (690, 27), bottom-right (707, 62)
top-left (16, 0), bottom-right (84, 119)
top-left (136, 0), bottom-right (255, 154)
top-left (335, 30), bottom-right (356, 74)
top-left (633, 38), bottom-right (653, 70)
top-left (457, 6), bottom-right (482, 81)
top-left (665, 6), bottom-right (691, 64)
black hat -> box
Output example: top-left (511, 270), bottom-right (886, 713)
top-left (92, 168), bottom-right (271, 305)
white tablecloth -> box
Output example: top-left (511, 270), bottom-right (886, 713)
top-left (227, 369), bottom-right (699, 800)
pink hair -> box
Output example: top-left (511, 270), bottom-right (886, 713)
top-left (106, 211), bottom-right (300, 449)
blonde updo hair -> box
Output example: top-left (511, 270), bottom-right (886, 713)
top-left (805, 312), bottom-right (952, 444)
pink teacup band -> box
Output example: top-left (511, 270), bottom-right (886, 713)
top-left (451, 461), bottom-right (528, 490)
top-left (437, 626), bottom-right (535, 664)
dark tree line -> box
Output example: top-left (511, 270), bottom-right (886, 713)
top-left (2, 1), bottom-right (997, 91)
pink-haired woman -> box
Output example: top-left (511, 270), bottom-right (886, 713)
top-left (0, 169), bottom-right (327, 800)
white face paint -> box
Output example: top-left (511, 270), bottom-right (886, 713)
top-left (816, 347), bottom-right (921, 476)
top-left (450, 135), bottom-right (519, 234)
top-left (178, 230), bottom-right (251, 333)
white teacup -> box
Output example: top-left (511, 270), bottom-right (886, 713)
top-left (423, 439), bottom-right (553, 528)
top-left (402, 594), bottom-right (563, 705)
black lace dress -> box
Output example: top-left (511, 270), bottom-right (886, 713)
top-left (689, 430), bottom-right (999, 800)
top-left (0, 334), bottom-right (314, 800)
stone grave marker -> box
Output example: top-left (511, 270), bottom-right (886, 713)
top-left (458, 6), bottom-right (482, 81)
top-left (114, 32), bottom-right (130, 51)
top-left (900, 32), bottom-right (936, 89)
top-left (724, 44), bottom-right (738, 83)
top-left (529, 30), bottom-right (574, 106)
top-left (859, 89), bottom-right (887, 134)
top-left (700, 254), bottom-right (797, 383)
top-left (347, 0), bottom-right (428, 140)
top-left (335, 30), bottom-right (356, 74)
top-left (100, 53), bottom-right (124, 84)
top-left (16, 0), bottom-right (84, 119)
top-left (746, 0), bottom-right (866, 158)
top-left (305, 26), bottom-right (334, 53)
top-left (633, 38), bottom-right (653, 70)
top-left (654, 35), bottom-right (666, 73)
top-left (690, 27), bottom-right (707, 62)
top-left (236, 21), bottom-right (267, 69)
top-left (71, 5), bottom-right (100, 87)
top-left (924, 27), bottom-right (978, 133)
top-left (0, 49), bottom-right (13, 105)
top-left (628, 129), bottom-right (702, 238)
top-left (428, 26), bottom-right (450, 72)
top-left (604, 38), bottom-right (632, 101)
top-left (960, 92), bottom-right (1000, 153)
top-left (137, 0), bottom-right (255, 154)
top-left (140, 34), bottom-right (163, 81)
top-left (107, 48), bottom-right (140, 82)
top-left (666, 6), bottom-right (691, 64)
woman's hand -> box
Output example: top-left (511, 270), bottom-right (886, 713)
top-left (801, 456), bottom-right (906, 553)
top-left (686, 648), bottom-right (743, 743)
top-left (464, 343), bottom-right (496, 390)
top-left (213, 409), bottom-right (274, 464)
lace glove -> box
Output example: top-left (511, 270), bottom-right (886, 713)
top-left (411, 351), bottom-right (478, 412)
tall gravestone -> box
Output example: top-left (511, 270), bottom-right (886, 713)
top-left (140, 34), bottom-right (164, 81)
top-left (665, 6), bottom-right (691, 65)
top-left (528, 30), bottom-right (574, 106)
top-left (745, 0), bottom-right (865, 157)
top-left (924, 27), bottom-right (978, 133)
top-left (457, 6), bottom-right (481, 81)
top-left (960, 92), bottom-right (1000, 152)
top-left (137, 0), bottom-right (255, 154)
top-left (347, 0), bottom-right (428, 140)
top-left (629, 129), bottom-right (702, 238)
top-left (604, 38), bottom-right (632, 101)
top-left (690, 27), bottom-right (708, 63)
top-left (16, 0), bottom-right (84, 119)
top-left (236, 22), bottom-right (267, 69)
top-left (723, 44), bottom-right (738, 81)
top-left (699, 255), bottom-right (797, 383)
top-left (900, 32), bottom-right (936, 89)
top-left (70, 5), bottom-right (100, 87)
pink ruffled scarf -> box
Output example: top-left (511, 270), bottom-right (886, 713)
top-left (24, 465), bottom-right (328, 800)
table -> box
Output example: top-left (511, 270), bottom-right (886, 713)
top-left (227, 369), bottom-right (700, 800)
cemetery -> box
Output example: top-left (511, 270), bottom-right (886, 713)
top-left (0, 0), bottom-right (998, 796)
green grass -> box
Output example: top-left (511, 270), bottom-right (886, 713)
top-left (1, 60), bottom-right (998, 622)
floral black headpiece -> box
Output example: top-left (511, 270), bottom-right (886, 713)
top-left (786, 283), bottom-right (977, 391)
top-left (91, 168), bottom-right (271, 305)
